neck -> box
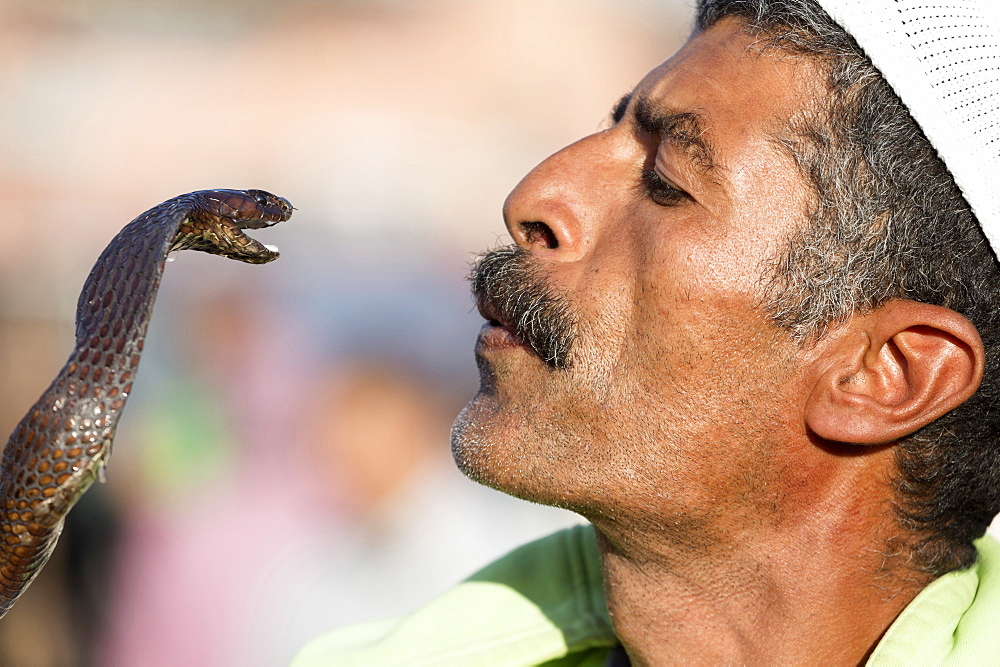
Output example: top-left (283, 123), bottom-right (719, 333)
top-left (591, 450), bottom-right (927, 665)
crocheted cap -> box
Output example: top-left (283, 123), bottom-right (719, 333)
top-left (813, 0), bottom-right (1000, 258)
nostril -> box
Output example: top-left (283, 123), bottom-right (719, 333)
top-left (520, 221), bottom-right (559, 249)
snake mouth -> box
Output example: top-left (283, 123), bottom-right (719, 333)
top-left (227, 196), bottom-right (294, 256)
top-left (237, 217), bottom-right (284, 231)
top-left (220, 218), bottom-right (281, 263)
top-left (171, 216), bottom-right (282, 265)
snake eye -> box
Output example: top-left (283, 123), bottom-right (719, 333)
top-left (253, 191), bottom-right (269, 207)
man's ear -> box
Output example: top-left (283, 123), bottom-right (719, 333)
top-left (804, 300), bottom-right (985, 445)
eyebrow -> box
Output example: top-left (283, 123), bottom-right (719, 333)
top-left (624, 93), bottom-right (719, 174)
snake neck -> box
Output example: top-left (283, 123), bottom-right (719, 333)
top-left (0, 202), bottom-right (183, 608)
top-left (0, 189), bottom-right (291, 618)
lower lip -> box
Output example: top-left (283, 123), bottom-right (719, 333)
top-left (476, 322), bottom-right (529, 353)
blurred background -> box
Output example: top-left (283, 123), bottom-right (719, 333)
top-left (0, 0), bottom-right (693, 665)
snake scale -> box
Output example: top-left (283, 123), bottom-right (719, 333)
top-left (0, 189), bottom-right (293, 618)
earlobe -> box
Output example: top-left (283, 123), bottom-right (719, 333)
top-left (804, 301), bottom-right (984, 445)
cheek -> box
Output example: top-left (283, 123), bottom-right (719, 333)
top-left (595, 256), bottom-right (788, 417)
top-left (548, 207), bottom-right (793, 410)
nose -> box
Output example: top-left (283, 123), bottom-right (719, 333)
top-left (503, 130), bottom-right (619, 263)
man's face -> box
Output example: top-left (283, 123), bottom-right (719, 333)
top-left (453, 19), bottom-right (825, 533)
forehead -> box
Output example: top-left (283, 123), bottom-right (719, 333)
top-left (637, 17), bottom-right (823, 186)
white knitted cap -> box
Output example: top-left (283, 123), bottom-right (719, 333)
top-left (814, 0), bottom-right (1000, 258)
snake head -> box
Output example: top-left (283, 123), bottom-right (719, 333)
top-left (171, 189), bottom-right (294, 264)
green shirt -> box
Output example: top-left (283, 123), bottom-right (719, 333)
top-left (292, 525), bottom-right (1000, 666)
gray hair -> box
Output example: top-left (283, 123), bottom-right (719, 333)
top-left (697, 0), bottom-right (1000, 575)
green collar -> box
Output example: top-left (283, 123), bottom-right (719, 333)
top-left (868, 534), bottom-right (1000, 665)
top-left (292, 527), bottom-right (1000, 666)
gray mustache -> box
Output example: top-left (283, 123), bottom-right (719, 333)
top-left (469, 245), bottom-right (576, 369)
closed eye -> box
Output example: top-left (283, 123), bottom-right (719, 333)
top-left (641, 169), bottom-right (689, 206)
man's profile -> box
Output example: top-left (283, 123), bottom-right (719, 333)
top-left (296, 0), bottom-right (1000, 663)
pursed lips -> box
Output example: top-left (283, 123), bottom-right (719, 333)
top-left (475, 295), bottom-right (530, 350)
top-left (476, 295), bottom-right (508, 328)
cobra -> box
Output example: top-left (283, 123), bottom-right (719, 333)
top-left (0, 189), bottom-right (293, 617)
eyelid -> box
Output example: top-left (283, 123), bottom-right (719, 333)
top-left (654, 153), bottom-right (687, 194)
top-left (641, 168), bottom-right (688, 206)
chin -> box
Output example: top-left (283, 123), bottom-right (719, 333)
top-left (450, 389), bottom-right (596, 512)
top-left (450, 392), bottom-right (512, 490)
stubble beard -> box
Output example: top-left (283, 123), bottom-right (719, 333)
top-left (452, 244), bottom-right (589, 503)
top-left (452, 245), bottom-right (810, 562)
top-left (451, 246), bottom-right (661, 517)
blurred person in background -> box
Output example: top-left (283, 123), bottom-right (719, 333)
top-left (294, 0), bottom-right (1000, 664)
